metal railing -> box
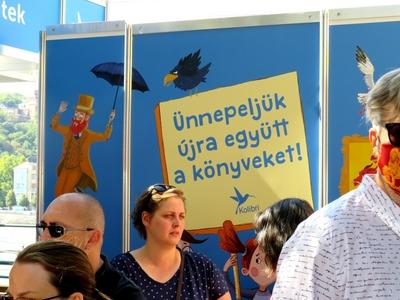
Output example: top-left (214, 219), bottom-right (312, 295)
top-left (0, 224), bottom-right (37, 287)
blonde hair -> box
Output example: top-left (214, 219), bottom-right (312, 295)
top-left (150, 187), bottom-right (185, 202)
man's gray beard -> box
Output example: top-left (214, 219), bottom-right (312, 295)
top-left (58, 234), bottom-right (86, 250)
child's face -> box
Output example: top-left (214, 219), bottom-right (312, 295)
top-left (247, 246), bottom-right (276, 288)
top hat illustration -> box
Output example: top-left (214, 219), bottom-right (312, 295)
top-left (76, 94), bottom-right (95, 115)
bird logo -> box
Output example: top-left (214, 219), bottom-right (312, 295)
top-left (230, 187), bottom-right (255, 214)
top-left (163, 49), bottom-right (211, 94)
top-left (355, 45), bottom-right (375, 105)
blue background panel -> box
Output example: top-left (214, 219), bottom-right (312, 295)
top-left (128, 21), bottom-right (320, 292)
top-left (328, 21), bottom-right (400, 202)
top-left (0, 0), bottom-right (59, 52)
top-left (44, 35), bottom-right (125, 257)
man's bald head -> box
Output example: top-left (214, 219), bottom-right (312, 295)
top-left (45, 192), bottom-right (105, 232)
top-left (40, 193), bottom-right (106, 272)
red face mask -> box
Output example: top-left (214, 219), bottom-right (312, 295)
top-left (378, 143), bottom-right (400, 193)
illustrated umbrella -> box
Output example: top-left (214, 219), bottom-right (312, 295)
top-left (91, 62), bottom-right (149, 109)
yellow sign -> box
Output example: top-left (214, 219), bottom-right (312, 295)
top-left (339, 135), bottom-right (375, 195)
top-left (157, 71), bottom-right (312, 231)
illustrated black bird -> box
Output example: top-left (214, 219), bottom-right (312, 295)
top-left (355, 46), bottom-right (375, 104)
top-left (163, 49), bottom-right (211, 93)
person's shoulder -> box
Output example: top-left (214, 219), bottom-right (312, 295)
top-left (111, 251), bottom-right (131, 260)
top-left (184, 250), bottom-right (213, 263)
top-left (110, 252), bottom-right (139, 277)
top-left (110, 251), bottom-right (133, 265)
top-left (183, 250), bottom-right (221, 272)
top-left (108, 272), bottom-right (145, 300)
top-left (183, 250), bottom-right (228, 295)
top-left (288, 188), bottom-right (365, 247)
top-left (98, 254), bottom-right (145, 300)
top-left (305, 189), bottom-right (361, 227)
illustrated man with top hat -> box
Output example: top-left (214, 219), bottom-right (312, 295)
top-left (51, 94), bottom-right (115, 197)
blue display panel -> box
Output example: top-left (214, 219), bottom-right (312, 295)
top-left (0, 0), bottom-right (59, 52)
top-left (44, 34), bottom-right (125, 257)
top-left (129, 18), bottom-right (320, 291)
top-left (328, 20), bottom-right (400, 202)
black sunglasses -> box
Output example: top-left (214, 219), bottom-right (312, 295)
top-left (385, 123), bottom-right (400, 147)
top-left (0, 293), bottom-right (61, 300)
top-left (36, 221), bottom-right (94, 238)
top-left (147, 183), bottom-right (176, 194)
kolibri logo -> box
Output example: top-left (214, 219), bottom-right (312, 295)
top-left (230, 187), bottom-right (259, 214)
top-left (1, 0), bottom-right (26, 25)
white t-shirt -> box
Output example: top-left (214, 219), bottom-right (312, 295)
top-left (272, 175), bottom-right (400, 299)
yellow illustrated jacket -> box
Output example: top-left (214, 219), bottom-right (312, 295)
top-left (51, 113), bottom-right (112, 192)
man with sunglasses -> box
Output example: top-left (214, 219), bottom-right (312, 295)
top-left (39, 192), bottom-right (145, 300)
top-left (271, 68), bottom-right (400, 299)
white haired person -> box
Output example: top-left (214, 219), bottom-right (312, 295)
top-left (111, 184), bottom-right (231, 300)
top-left (271, 68), bottom-right (400, 299)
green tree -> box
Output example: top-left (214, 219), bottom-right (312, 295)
top-left (0, 92), bottom-right (23, 108)
top-left (6, 190), bottom-right (16, 208)
top-left (0, 114), bottom-right (37, 160)
top-left (0, 196), bottom-right (5, 208)
top-left (18, 194), bottom-right (29, 208)
top-left (0, 92), bottom-right (38, 160)
top-left (0, 153), bottom-right (24, 200)
top-left (0, 92), bottom-right (37, 212)
top-left (29, 194), bottom-right (37, 209)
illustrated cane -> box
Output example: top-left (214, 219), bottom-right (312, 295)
top-left (218, 220), bottom-right (245, 300)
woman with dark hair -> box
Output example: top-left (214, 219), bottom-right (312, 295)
top-left (111, 183), bottom-right (231, 300)
top-left (6, 240), bottom-right (110, 300)
top-left (255, 197), bottom-right (314, 272)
